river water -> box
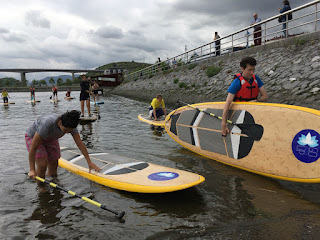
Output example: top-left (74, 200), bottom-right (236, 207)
top-left (1, 91), bottom-right (320, 240)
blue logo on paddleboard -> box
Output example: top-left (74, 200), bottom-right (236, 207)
top-left (148, 172), bottom-right (179, 181)
top-left (292, 129), bottom-right (320, 163)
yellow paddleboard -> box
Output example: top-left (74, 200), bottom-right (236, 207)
top-left (79, 114), bottom-right (98, 123)
top-left (64, 97), bottom-right (74, 100)
top-left (165, 102), bottom-right (320, 183)
top-left (59, 148), bottom-right (205, 193)
top-left (0, 102), bottom-right (15, 105)
top-left (138, 114), bottom-right (165, 127)
top-left (26, 100), bottom-right (41, 103)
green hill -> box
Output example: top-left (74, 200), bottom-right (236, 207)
top-left (94, 61), bottom-right (152, 75)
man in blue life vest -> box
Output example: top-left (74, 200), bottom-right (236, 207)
top-left (221, 56), bottom-right (268, 136)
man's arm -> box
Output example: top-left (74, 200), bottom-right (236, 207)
top-left (72, 133), bottom-right (101, 172)
top-left (163, 108), bottom-right (167, 116)
top-left (153, 108), bottom-right (157, 120)
top-left (257, 86), bottom-right (268, 102)
top-left (221, 93), bottom-right (235, 136)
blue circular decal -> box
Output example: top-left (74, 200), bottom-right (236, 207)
top-left (292, 129), bottom-right (320, 163)
top-left (148, 172), bottom-right (179, 181)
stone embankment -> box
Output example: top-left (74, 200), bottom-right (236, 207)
top-left (111, 32), bottom-right (320, 110)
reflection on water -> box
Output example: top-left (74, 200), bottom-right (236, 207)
top-left (80, 123), bottom-right (94, 149)
top-left (0, 92), bottom-right (320, 239)
top-left (27, 188), bottom-right (64, 225)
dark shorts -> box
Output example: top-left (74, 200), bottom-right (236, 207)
top-left (149, 107), bottom-right (164, 118)
top-left (3, 97), bottom-right (8, 102)
top-left (53, 92), bottom-right (57, 96)
top-left (80, 92), bottom-right (90, 101)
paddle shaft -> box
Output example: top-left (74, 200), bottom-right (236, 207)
top-left (178, 100), bottom-right (234, 125)
top-left (28, 174), bottom-right (125, 219)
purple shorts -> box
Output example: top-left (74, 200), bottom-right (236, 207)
top-left (25, 134), bottom-right (61, 161)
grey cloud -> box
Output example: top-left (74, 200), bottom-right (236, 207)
top-left (170, 0), bottom-right (311, 30)
top-left (172, 0), bottom-right (310, 17)
top-left (25, 10), bottom-right (50, 29)
top-left (2, 32), bottom-right (26, 43)
top-left (94, 25), bottom-right (124, 39)
top-left (0, 28), bottom-right (10, 34)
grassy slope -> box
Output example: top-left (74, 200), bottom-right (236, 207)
top-left (94, 61), bottom-right (151, 74)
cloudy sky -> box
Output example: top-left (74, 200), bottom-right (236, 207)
top-left (0, 0), bottom-right (312, 80)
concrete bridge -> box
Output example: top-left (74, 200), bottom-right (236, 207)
top-left (0, 68), bottom-right (105, 85)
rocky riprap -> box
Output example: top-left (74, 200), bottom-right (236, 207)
top-left (112, 32), bottom-right (320, 110)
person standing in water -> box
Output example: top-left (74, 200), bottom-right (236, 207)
top-left (1, 88), bottom-right (10, 103)
top-left (80, 75), bottom-right (92, 117)
top-left (30, 86), bottom-right (36, 101)
top-left (52, 85), bottom-right (58, 100)
top-left (26, 110), bottom-right (101, 180)
top-left (92, 80), bottom-right (100, 102)
top-left (149, 94), bottom-right (167, 121)
top-left (221, 57), bottom-right (268, 136)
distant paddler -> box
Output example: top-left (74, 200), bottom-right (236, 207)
top-left (80, 75), bottom-right (93, 117)
top-left (149, 94), bottom-right (167, 121)
top-left (26, 110), bottom-right (101, 180)
top-left (92, 80), bottom-right (100, 102)
top-left (30, 86), bottom-right (36, 101)
top-left (51, 85), bottom-right (58, 100)
top-left (1, 88), bottom-right (10, 103)
top-left (66, 88), bottom-right (72, 97)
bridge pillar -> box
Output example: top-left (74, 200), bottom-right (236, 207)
top-left (72, 73), bottom-right (74, 81)
top-left (20, 72), bottom-right (27, 86)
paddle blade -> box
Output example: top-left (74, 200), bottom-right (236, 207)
top-left (116, 211), bottom-right (125, 219)
top-left (236, 124), bottom-right (264, 141)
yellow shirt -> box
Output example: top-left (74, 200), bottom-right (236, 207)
top-left (150, 98), bottom-right (165, 109)
top-left (1, 92), bottom-right (8, 97)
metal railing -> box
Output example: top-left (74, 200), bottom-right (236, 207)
top-left (126, 0), bottom-right (320, 81)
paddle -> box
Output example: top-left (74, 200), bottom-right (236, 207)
top-left (177, 100), bottom-right (263, 141)
top-left (26, 173), bottom-right (125, 219)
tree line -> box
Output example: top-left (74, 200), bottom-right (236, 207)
top-left (0, 77), bottom-right (81, 87)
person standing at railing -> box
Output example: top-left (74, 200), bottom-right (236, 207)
top-left (172, 58), bottom-right (177, 68)
top-left (214, 32), bottom-right (221, 56)
top-left (166, 58), bottom-right (171, 70)
top-left (157, 57), bottom-right (161, 72)
top-left (279, 0), bottom-right (291, 38)
top-left (251, 13), bottom-right (262, 46)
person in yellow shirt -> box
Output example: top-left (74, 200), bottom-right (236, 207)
top-left (1, 88), bottom-right (9, 103)
top-left (149, 94), bottom-right (167, 120)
